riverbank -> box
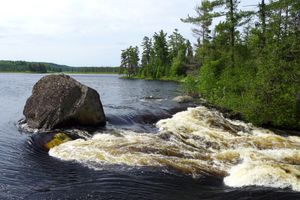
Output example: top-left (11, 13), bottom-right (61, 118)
top-left (122, 74), bottom-right (300, 133)
top-left (201, 99), bottom-right (300, 135)
top-left (120, 75), bottom-right (185, 83)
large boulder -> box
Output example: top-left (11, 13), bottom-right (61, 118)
top-left (23, 74), bottom-right (106, 130)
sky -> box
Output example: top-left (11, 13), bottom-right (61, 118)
top-left (0, 0), bottom-right (259, 67)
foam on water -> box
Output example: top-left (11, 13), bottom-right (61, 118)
top-left (49, 106), bottom-right (300, 191)
top-left (224, 155), bottom-right (300, 191)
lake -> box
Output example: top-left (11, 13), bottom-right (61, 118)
top-left (0, 73), bottom-right (299, 200)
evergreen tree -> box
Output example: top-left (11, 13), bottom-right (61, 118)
top-left (168, 29), bottom-right (189, 76)
top-left (181, 0), bottom-right (220, 44)
top-left (141, 36), bottom-right (152, 77)
top-left (186, 40), bottom-right (193, 60)
top-left (152, 30), bottom-right (170, 77)
top-left (168, 29), bottom-right (186, 61)
top-left (171, 46), bottom-right (187, 77)
top-left (182, 0), bottom-right (220, 65)
top-left (120, 46), bottom-right (140, 77)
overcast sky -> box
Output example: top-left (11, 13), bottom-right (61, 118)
top-left (0, 0), bottom-right (259, 66)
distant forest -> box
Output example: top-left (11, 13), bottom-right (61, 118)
top-left (0, 60), bottom-right (119, 74)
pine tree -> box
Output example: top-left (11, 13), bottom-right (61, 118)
top-left (141, 36), bottom-right (152, 77)
top-left (152, 30), bottom-right (169, 77)
top-left (120, 46), bottom-right (140, 77)
top-left (168, 29), bottom-right (186, 61)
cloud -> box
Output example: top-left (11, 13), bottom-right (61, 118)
top-left (0, 0), bottom-right (220, 66)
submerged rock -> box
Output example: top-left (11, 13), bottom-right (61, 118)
top-left (23, 74), bottom-right (106, 130)
top-left (31, 131), bottom-right (73, 151)
top-left (144, 96), bottom-right (162, 100)
top-left (172, 95), bottom-right (193, 104)
top-left (44, 132), bottom-right (72, 150)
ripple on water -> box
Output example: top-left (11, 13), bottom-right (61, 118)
top-left (1, 74), bottom-right (300, 199)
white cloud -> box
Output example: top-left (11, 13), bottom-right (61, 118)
top-left (0, 0), bottom-right (257, 66)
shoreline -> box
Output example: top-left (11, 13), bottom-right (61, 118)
top-left (198, 100), bottom-right (300, 135)
top-left (0, 71), bottom-right (119, 75)
top-left (120, 75), bottom-right (185, 83)
top-left (121, 75), bottom-right (300, 133)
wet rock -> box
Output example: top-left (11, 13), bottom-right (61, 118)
top-left (144, 96), bottom-right (162, 100)
top-left (172, 95), bottom-right (194, 104)
top-left (31, 132), bottom-right (73, 151)
top-left (297, 93), bottom-right (300, 120)
top-left (44, 132), bottom-right (72, 150)
top-left (23, 74), bottom-right (106, 130)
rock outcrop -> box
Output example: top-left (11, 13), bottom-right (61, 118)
top-left (23, 74), bottom-right (106, 130)
top-left (172, 95), bottom-right (194, 104)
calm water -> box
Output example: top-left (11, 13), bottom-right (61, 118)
top-left (0, 73), bottom-right (299, 200)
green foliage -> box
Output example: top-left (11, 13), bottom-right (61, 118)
top-left (168, 29), bottom-right (186, 61)
top-left (120, 46), bottom-right (140, 77)
top-left (182, 75), bottom-right (200, 97)
top-left (152, 30), bottom-right (170, 77)
top-left (141, 36), bottom-right (152, 77)
top-left (248, 50), bottom-right (299, 128)
top-left (198, 60), bottom-right (220, 99)
top-left (121, 29), bottom-right (194, 80)
top-left (171, 48), bottom-right (187, 77)
top-left (184, 0), bottom-right (300, 130)
top-left (119, 0), bottom-right (300, 130)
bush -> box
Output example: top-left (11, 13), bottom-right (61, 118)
top-left (181, 75), bottom-right (199, 97)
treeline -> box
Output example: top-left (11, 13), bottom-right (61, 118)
top-left (64, 66), bottom-right (119, 73)
top-left (0, 60), bottom-right (119, 73)
top-left (184, 0), bottom-right (300, 129)
top-left (121, 0), bottom-right (300, 129)
top-left (0, 61), bottom-right (51, 73)
top-left (120, 29), bottom-right (195, 79)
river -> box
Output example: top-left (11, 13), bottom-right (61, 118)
top-left (0, 73), bottom-right (299, 199)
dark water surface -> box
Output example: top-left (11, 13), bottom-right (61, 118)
top-left (0, 73), bottom-right (299, 200)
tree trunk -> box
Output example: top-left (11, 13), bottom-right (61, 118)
top-left (229, 0), bottom-right (235, 67)
top-left (284, 7), bottom-right (289, 36)
top-left (277, 9), bottom-right (282, 43)
top-left (297, 93), bottom-right (300, 120)
top-left (260, 0), bottom-right (266, 47)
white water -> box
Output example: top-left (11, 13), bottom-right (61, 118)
top-left (49, 106), bottom-right (300, 191)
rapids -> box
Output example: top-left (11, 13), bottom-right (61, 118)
top-left (49, 106), bottom-right (300, 192)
